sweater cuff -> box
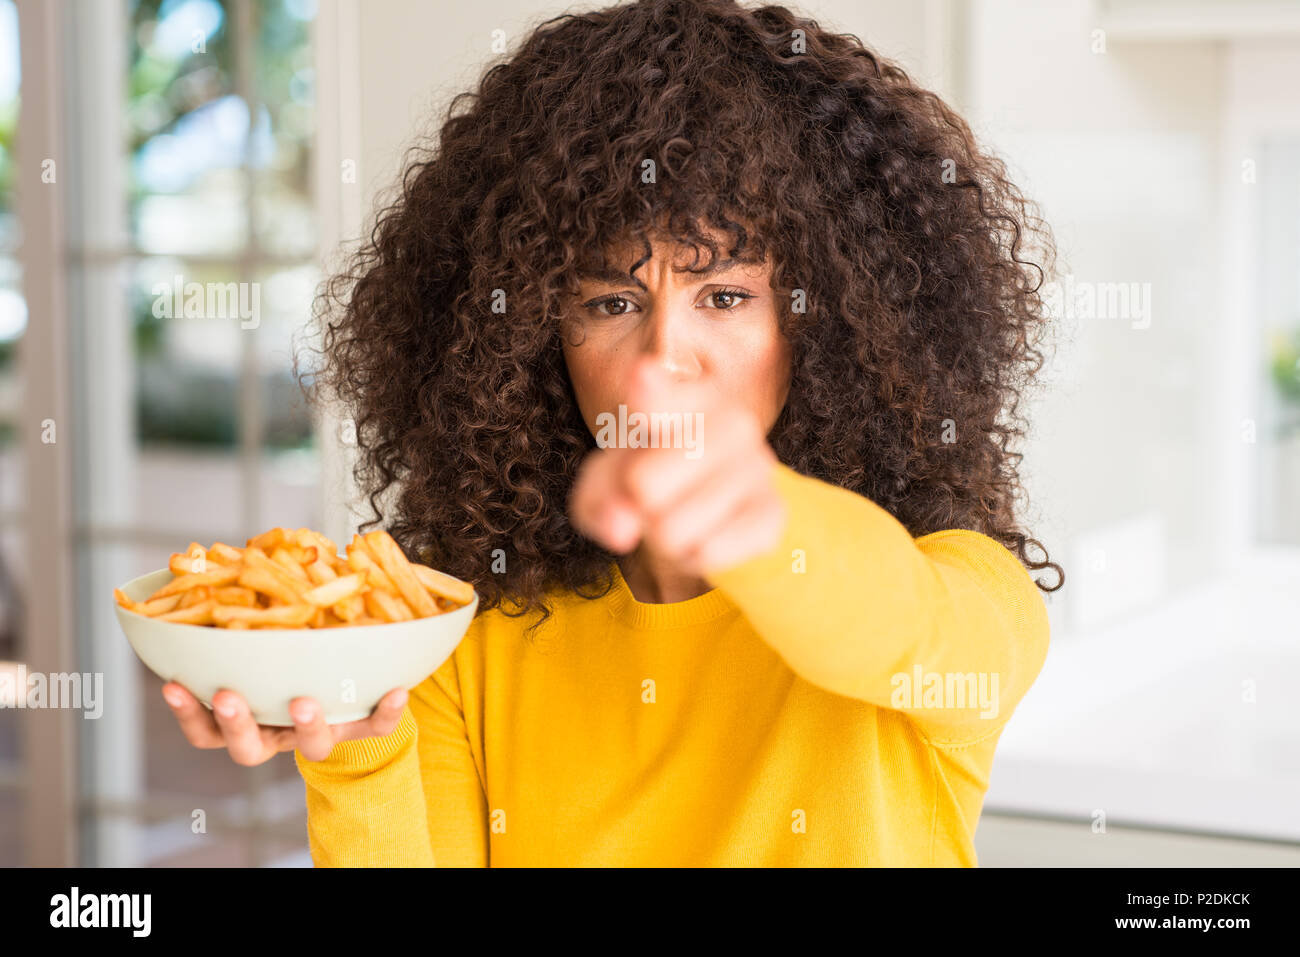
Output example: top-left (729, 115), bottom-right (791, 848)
top-left (295, 703), bottom-right (417, 774)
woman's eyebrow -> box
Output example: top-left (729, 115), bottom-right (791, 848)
top-left (577, 265), bottom-right (648, 290)
top-left (577, 257), bottom-right (754, 290)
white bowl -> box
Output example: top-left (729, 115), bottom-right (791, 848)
top-left (114, 567), bottom-right (479, 726)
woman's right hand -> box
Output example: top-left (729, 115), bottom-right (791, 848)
top-left (161, 682), bottom-right (409, 765)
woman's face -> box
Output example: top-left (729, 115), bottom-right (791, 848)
top-left (561, 233), bottom-right (792, 440)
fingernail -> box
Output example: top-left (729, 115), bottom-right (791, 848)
top-left (216, 702), bottom-right (237, 718)
top-left (293, 703), bottom-right (314, 723)
top-left (163, 690), bottom-right (183, 708)
top-left (392, 690), bottom-right (408, 708)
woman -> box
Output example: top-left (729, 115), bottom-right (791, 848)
top-left (163, 0), bottom-right (1063, 866)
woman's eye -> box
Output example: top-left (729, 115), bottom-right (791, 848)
top-left (705, 289), bottom-right (753, 310)
top-left (587, 296), bottom-right (637, 317)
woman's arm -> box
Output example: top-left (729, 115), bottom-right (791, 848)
top-left (294, 647), bottom-right (489, 866)
top-left (705, 461), bottom-right (1051, 749)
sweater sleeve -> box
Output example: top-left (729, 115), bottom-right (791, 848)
top-left (704, 460), bottom-right (1051, 749)
top-left (293, 642), bottom-right (489, 866)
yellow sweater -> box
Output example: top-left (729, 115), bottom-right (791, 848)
top-left (294, 461), bottom-right (1050, 866)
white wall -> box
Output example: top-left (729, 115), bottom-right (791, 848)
top-left (346, 0), bottom-right (940, 207)
top-left (964, 0), bottom-right (1232, 635)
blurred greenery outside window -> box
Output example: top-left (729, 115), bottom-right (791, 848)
top-left (128, 0), bottom-right (317, 451)
top-left (1270, 327), bottom-right (1300, 437)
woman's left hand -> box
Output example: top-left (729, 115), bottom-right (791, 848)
top-left (568, 356), bottom-right (787, 576)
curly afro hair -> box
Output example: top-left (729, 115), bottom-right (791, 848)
top-left (298, 0), bottom-right (1065, 635)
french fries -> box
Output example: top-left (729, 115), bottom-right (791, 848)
top-left (346, 538), bottom-right (399, 595)
top-left (302, 573), bottom-right (365, 608)
top-left (363, 530), bottom-right (438, 617)
top-left (113, 527), bottom-right (473, 628)
top-left (212, 603), bottom-right (315, 628)
top-left (411, 562), bottom-right (476, 607)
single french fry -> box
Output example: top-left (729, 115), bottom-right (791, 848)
top-left (294, 527), bottom-right (339, 558)
top-left (302, 573), bottom-right (365, 608)
top-left (364, 588), bottom-right (414, 622)
top-left (362, 589), bottom-right (387, 621)
top-left (240, 545), bottom-right (273, 568)
top-left (242, 547), bottom-right (311, 598)
top-left (332, 593), bottom-right (364, 621)
top-left (246, 527), bottom-right (290, 551)
top-left (270, 547), bottom-right (313, 584)
top-left (226, 620), bottom-right (251, 630)
top-left (305, 559), bottom-right (338, 586)
top-left (207, 542), bottom-right (244, 565)
top-left (237, 566), bottom-right (304, 605)
top-left (179, 585), bottom-right (213, 609)
top-left (212, 603), bottom-right (315, 627)
top-left (324, 613), bottom-right (383, 627)
top-left (411, 562), bottom-right (475, 606)
top-left (364, 530), bottom-right (438, 617)
top-left (114, 589), bottom-right (183, 616)
top-left (139, 594), bottom-right (184, 616)
top-left (158, 600), bottom-right (217, 625)
top-left (148, 564), bottom-right (242, 600)
top-left (213, 586), bottom-right (258, 607)
top-left (347, 540), bottom-right (399, 595)
top-left (169, 543), bottom-right (211, 576)
top-left (271, 543), bottom-right (317, 566)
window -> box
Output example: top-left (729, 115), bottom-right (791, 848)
top-left (1256, 137), bottom-right (1300, 544)
top-left (14, 0), bottom-right (323, 867)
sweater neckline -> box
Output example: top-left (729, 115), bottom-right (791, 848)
top-left (604, 560), bottom-right (739, 629)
